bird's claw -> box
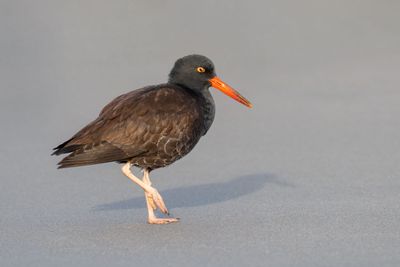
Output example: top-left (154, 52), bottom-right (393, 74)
top-left (146, 187), bottom-right (169, 214)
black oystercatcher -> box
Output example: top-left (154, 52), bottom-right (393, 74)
top-left (53, 55), bottom-right (252, 224)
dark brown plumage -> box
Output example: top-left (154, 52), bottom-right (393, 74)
top-left (52, 55), bottom-right (252, 224)
top-left (53, 85), bottom-right (205, 169)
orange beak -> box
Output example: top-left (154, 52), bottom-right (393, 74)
top-left (209, 76), bottom-right (253, 108)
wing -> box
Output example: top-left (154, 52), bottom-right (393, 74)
top-left (53, 85), bottom-right (203, 168)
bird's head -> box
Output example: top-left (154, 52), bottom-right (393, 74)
top-left (169, 54), bottom-right (252, 108)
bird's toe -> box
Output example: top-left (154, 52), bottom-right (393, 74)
top-left (148, 217), bottom-right (180, 224)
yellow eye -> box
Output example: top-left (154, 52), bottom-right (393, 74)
top-left (196, 67), bottom-right (206, 73)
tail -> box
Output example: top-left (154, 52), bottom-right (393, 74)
top-left (52, 138), bottom-right (87, 168)
top-left (52, 138), bottom-right (83, 156)
top-left (52, 140), bottom-right (135, 169)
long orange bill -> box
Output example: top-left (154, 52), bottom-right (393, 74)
top-left (209, 76), bottom-right (253, 108)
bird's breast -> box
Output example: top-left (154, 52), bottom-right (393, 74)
top-left (132, 125), bottom-right (203, 170)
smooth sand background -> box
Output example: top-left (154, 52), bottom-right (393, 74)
top-left (1, 1), bottom-right (400, 266)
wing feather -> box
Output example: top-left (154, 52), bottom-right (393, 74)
top-left (53, 85), bottom-right (203, 168)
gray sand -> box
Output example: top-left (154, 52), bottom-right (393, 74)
top-left (1, 1), bottom-right (400, 266)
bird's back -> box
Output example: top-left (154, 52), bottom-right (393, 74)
top-left (53, 84), bottom-right (205, 169)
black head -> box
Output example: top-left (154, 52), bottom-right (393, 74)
top-left (169, 54), bottom-right (253, 108)
top-left (168, 54), bottom-right (216, 91)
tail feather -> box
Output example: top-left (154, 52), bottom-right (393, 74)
top-left (55, 141), bottom-right (140, 168)
top-left (52, 144), bottom-right (83, 156)
top-left (52, 138), bottom-right (81, 155)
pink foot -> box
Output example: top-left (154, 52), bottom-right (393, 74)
top-left (148, 217), bottom-right (180, 224)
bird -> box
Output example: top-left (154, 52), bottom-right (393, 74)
top-left (52, 54), bottom-right (252, 224)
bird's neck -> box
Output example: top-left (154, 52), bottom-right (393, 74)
top-left (198, 88), bottom-right (215, 135)
top-left (171, 83), bottom-right (216, 135)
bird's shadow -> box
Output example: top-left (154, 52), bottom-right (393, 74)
top-left (93, 173), bottom-right (294, 211)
